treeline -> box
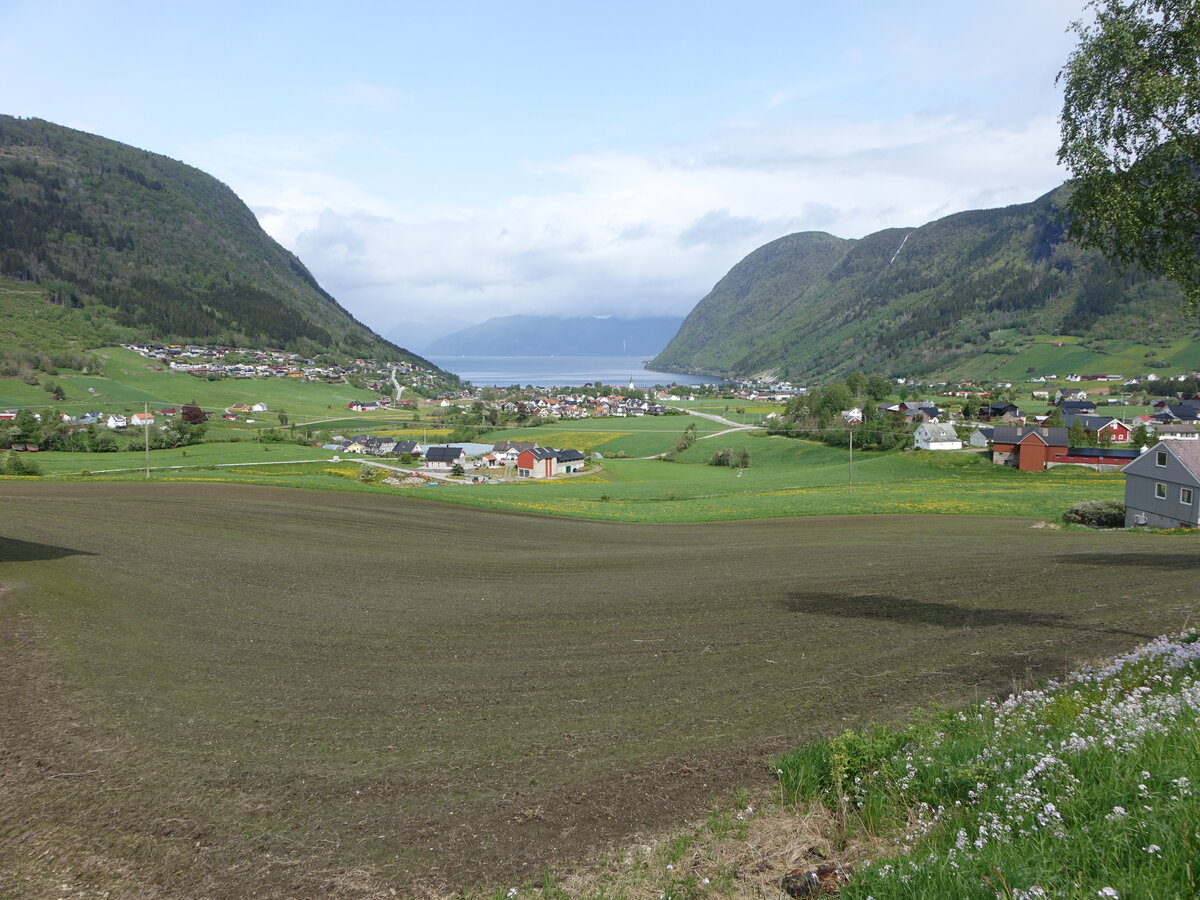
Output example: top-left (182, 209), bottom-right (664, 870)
top-left (0, 349), bottom-right (99, 380)
top-left (768, 372), bottom-right (913, 451)
top-left (0, 408), bottom-right (206, 453)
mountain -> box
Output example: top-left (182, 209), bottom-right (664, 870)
top-left (424, 314), bottom-right (685, 356)
top-left (0, 115), bottom-right (435, 368)
top-left (649, 186), bottom-right (1189, 380)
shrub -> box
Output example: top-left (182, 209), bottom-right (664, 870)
top-left (1, 451), bottom-right (42, 476)
top-left (1061, 499), bottom-right (1125, 528)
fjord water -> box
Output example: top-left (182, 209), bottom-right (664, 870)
top-left (427, 354), bottom-right (725, 387)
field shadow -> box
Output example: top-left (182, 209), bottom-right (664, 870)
top-left (0, 536), bottom-right (96, 562)
top-left (1061, 552), bottom-right (1200, 570)
top-left (782, 591), bottom-right (1152, 639)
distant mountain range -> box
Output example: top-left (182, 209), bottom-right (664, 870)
top-left (424, 314), bottom-right (685, 356)
top-left (0, 115), bottom-right (434, 368)
top-left (650, 186), bottom-right (1189, 381)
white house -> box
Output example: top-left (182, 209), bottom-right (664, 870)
top-left (914, 422), bottom-right (962, 451)
top-left (105, 414), bottom-right (128, 430)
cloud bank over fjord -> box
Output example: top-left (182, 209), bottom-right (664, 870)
top-left (210, 108), bottom-right (1066, 343)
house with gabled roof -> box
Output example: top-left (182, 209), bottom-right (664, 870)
top-left (1123, 442), bottom-right (1200, 528)
top-left (1153, 404), bottom-right (1200, 424)
top-left (968, 426), bottom-right (994, 448)
top-left (913, 423), bottom-right (962, 450)
top-left (1061, 413), bottom-right (1130, 443)
top-left (991, 426), bottom-right (1069, 471)
top-left (979, 402), bottom-right (1024, 423)
top-left (1057, 399), bottom-right (1098, 416)
top-left (1150, 423), bottom-right (1199, 441)
top-left (424, 446), bottom-right (466, 470)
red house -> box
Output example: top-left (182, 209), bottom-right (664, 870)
top-left (991, 426), bottom-right (1070, 471)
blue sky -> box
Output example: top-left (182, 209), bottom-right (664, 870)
top-left (1, 0), bottom-right (1091, 349)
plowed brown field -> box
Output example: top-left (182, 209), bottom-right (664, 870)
top-left (1, 482), bottom-right (1195, 897)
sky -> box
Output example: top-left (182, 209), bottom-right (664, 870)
top-left (0, 0), bottom-right (1093, 350)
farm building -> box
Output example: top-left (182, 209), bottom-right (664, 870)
top-left (991, 426), bottom-right (1069, 471)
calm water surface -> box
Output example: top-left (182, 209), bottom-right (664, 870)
top-left (427, 355), bottom-right (726, 388)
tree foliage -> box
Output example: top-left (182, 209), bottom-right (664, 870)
top-left (1058, 0), bottom-right (1200, 310)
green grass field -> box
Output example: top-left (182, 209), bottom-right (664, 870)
top-left (939, 334), bottom-right (1200, 383)
top-left (25, 432), bottom-right (1126, 524)
top-left (392, 438), bottom-right (1124, 523)
top-left (2, 481), bottom-right (1196, 898)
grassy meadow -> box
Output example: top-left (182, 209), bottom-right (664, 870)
top-left (2, 481), bottom-right (1197, 899)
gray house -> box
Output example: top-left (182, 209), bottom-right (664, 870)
top-left (1123, 442), bottom-right (1200, 528)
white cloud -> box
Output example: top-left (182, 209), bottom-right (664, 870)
top-left (207, 106), bottom-right (1069, 344)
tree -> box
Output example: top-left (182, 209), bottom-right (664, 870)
top-left (845, 371), bottom-right (867, 399)
top-left (181, 401), bottom-right (208, 424)
top-left (820, 382), bottom-right (855, 416)
top-left (865, 374), bottom-right (892, 403)
top-left (1045, 406), bottom-right (1066, 427)
top-left (1058, 1), bottom-right (1200, 310)
top-left (1069, 419), bottom-right (1090, 447)
top-left (278, 410), bottom-right (288, 426)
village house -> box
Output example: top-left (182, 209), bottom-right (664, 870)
top-left (1056, 399), bottom-right (1098, 416)
top-left (913, 423), bottom-right (962, 451)
top-left (968, 426), bottom-right (994, 448)
top-left (423, 446), bottom-right (467, 470)
top-left (1150, 423), bottom-right (1199, 441)
top-left (1060, 414), bottom-right (1131, 443)
top-left (990, 426), bottom-right (1069, 471)
top-left (1123, 442), bottom-right (1200, 528)
top-left (978, 402), bottom-right (1024, 424)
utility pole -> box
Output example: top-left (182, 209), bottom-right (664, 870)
top-left (143, 401), bottom-right (150, 479)
top-left (848, 428), bottom-right (853, 494)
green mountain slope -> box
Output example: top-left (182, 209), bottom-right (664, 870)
top-left (650, 187), bottom-right (1190, 380)
top-left (0, 115), bottom-right (434, 367)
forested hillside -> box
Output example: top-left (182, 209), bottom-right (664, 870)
top-left (650, 186), bottom-right (1190, 380)
top-left (0, 115), bottom-right (430, 365)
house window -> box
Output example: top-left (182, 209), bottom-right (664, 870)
top-left (1156, 450), bottom-right (1168, 466)
top-left (1183, 488), bottom-right (1194, 505)
top-left (1156, 482), bottom-right (1167, 499)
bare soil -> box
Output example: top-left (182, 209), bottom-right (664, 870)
top-left (1, 482), bottom-right (1195, 898)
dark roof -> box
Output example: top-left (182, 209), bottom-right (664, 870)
top-left (424, 446), bottom-right (465, 462)
top-left (1057, 400), bottom-right (1097, 412)
top-left (392, 440), bottom-right (420, 453)
top-left (1062, 413), bottom-right (1122, 430)
top-left (523, 447), bottom-right (558, 460)
top-left (1155, 405), bottom-right (1200, 422)
top-left (555, 449), bottom-right (585, 462)
top-left (992, 425), bottom-right (1070, 445)
top-left (493, 440), bottom-right (537, 452)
